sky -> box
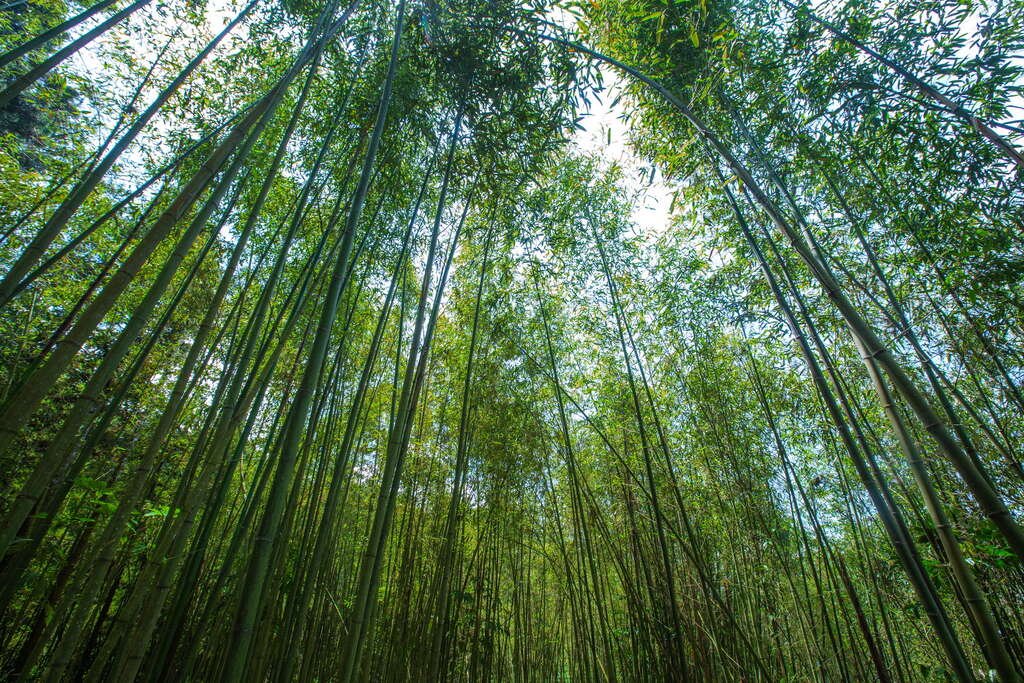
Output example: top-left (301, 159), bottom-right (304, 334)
top-left (549, 3), bottom-right (676, 240)
top-left (571, 67), bottom-right (677, 239)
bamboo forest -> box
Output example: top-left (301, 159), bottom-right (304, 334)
top-left (3, 0), bottom-right (1024, 680)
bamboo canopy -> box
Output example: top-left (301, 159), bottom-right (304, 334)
top-left (0, 0), bottom-right (1022, 680)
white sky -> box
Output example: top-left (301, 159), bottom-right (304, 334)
top-left (549, 1), bottom-right (676, 239)
top-left (571, 67), bottom-right (676, 238)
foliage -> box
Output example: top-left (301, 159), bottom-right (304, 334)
top-left (0, 0), bottom-right (1022, 680)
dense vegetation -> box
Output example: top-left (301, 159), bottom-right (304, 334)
top-left (1, 0), bottom-right (1023, 679)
